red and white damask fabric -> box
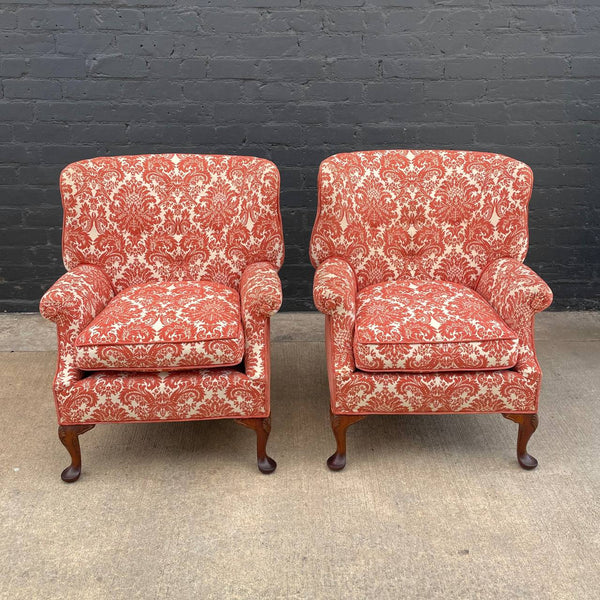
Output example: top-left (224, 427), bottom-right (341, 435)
top-left (40, 154), bottom-right (283, 425)
top-left (476, 257), bottom-right (553, 398)
top-left (354, 280), bottom-right (519, 373)
top-left (332, 364), bottom-right (540, 414)
top-left (60, 154), bottom-right (284, 293)
top-left (313, 257), bottom-right (357, 318)
top-left (476, 257), bottom-right (553, 334)
top-left (311, 150), bottom-right (532, 291)
top-left (315, 256), bottom-right (549, 414)
top-left (40, 265), bottom-right (114, 394)
top-left (57, 369), bottom-right (266, 423)
top-left (41, 264), bottom-right (277, 424)
top-left (314, 259), bottom-right (358, 387)
top-left (311, 151), bottom-right (551, 414)
top-left (52, 263), bottom-right (281, 424)
top-left (74, 281), bottom-right (244, 371)
top-left (40, 264), bottom-right (114, 328)
top-left (240, 262), bottom-right (282, 382)
top-left (240, 262), bottom-right (283, 319)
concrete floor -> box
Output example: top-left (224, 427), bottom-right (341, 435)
top-left (0, 311), bottom-right (599, 599)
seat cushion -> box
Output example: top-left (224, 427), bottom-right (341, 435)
top-left (354, 280), bottom-right (519, 373)
top-left (74, 281), bottom-right (244, 371)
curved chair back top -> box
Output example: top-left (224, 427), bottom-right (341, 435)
top-left (60, 154), bottom-right (283, 292)
top-left (310, 149), bottom-right (533, 290)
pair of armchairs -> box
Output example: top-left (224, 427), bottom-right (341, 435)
top-left (40, 151), bottom-right (552, 482)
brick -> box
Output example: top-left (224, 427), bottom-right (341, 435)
top-left (510, 8), bottom-right (576, 32)
top-left (55, 33), bottom-right (113, 55)
top-left (208, 59), bottom-right (259, 79)
top-left (202, 10), bottom-right (261, 33)
top-left (90, 55), bottom-right (149, 78)
top-left (307, 82), bottom-right (363, 101)
top-left (30, 57), bottom-right (86, 78)
top-left (123, 80), bottom-right (184, 100)
top-left (362, 125), bottom-right (419, 146)
top-left (116, 34), bottom-right (175, 57)
top-left (424, 80), bottom-right (486, 101)
top-left (444, 58), bottom-right (503, 79)
top-left (4, 79), bottom-right (61, 99)
top-left (246, 124), bottom-right (303, 144)
top-left (365, 82), bottom-right (423, 103)
top-left (324, 11), bottom-right (366, 32)
top-left (128, 124), bottom-right (191, 144)
top-left (305, 125), bottom-right (356, 145)
top-left (255, 82), bottom-right (298, 102)
top-left (546, 33), bottom-right (600, 54)
top-left (214, 102), bottom-right (272, 123)
top-left (13, 123), bottom-right (72, 144)
top-left (238, 35), bottom-right (299, 57)
top-left (508, 102), bottom-right (567, 122)
top-left (383, 59), bottom-right (443, 79)
top-left (0, 58), bottom-right (28, 77)
top-left (72, 124), bottom-right (128, 144)
top-left (296, 104), bottom-right (329, 124)
top-left (503, 57), bottom-right (569, 78)
top-left (304, 0), bottom-right (365, 6)
top-left (78, 8), bottom-right (144, 31)
top-left (0, 32), bottom-right (54, 53)
top-left (62, 80), bottom-right (124, 99)
top-left (572, 57), bottom-right (600, 77)
top-left (0, 10), bottom-right (17, 29)
top-left (17, 8), bottom-right (77, 30)
top-left (418, 125), bottom-right (476, 146)
top-left (183, 81), bottom-right (242, 102)
top-left (175, 35), bottom-right (239, 58)
top-left (146, 10), bottom-right (199, 32)
top-left (330, 58), bottom-right (378, 79)
top-left (299, 33), bottom-right (362, 56)
top-left (259, 59), bottom-right (324, 80)
top-left (261, 10), bottom-right (322, 33)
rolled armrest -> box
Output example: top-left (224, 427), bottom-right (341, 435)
top-left (476, 258), bottom-right (553, 326)
top-left (313, 257), bottom-right (357, 316)
top-left (240, 262), bottom-right (282, 318)
top-left (40, 265), bottom-right (114, 326)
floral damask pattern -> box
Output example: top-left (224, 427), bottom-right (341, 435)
top-left (354, 280), bottom-right (519, 372)
top-left (476, 257), bottom-right (554, 334)
top-left (310, 150), bottom-right (532, 290)
top-left (74, 281), bottom-right (244, 371)
top-left (311, 151), bottom-right (552, 415)
top-left (58, 369), bottom-right (266, 423)
top-left (61, 154), bottom-right (283, 292)
top-left (240, 262), bottom-right (283, 384)
top-left (41, 154), bottom-right (283, 425)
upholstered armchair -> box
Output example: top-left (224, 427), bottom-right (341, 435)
top-left (311, 150), bottom-right (552, 470)
top-left (40, 154), bottom-right (284, 481)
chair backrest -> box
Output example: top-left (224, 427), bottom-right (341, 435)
top-left (60, 154), bottom-right (283, 292)
top-left (310, 149), bottom-right (533, 290)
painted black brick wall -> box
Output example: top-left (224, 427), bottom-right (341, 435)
top-left (1, 0), bottom-right (598, 311)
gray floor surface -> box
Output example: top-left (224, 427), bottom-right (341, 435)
top-left (0, 311), bottom-right (598, 600)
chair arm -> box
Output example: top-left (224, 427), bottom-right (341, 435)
top-left (40, 265), bottom-right (114, 395)
top-left (240, 262), bottom-right (282, 318)
top-left (239, 262), bottom-right (281, 383)
top-left (476, 258), bottom-right (553, 329)
top-left (313, 258), bottom-right (357, 317)
top-left (40, 265), bottom-right (114, 328)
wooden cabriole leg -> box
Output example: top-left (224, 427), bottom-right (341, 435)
top-left (327, 411), bottom-right (365, 471)
top-left (235, 417), bottom-right (277, 474)
top-left (58, 424), bottom-right (95, 483)
top-left (502, 413), bottom-right (539, 470)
